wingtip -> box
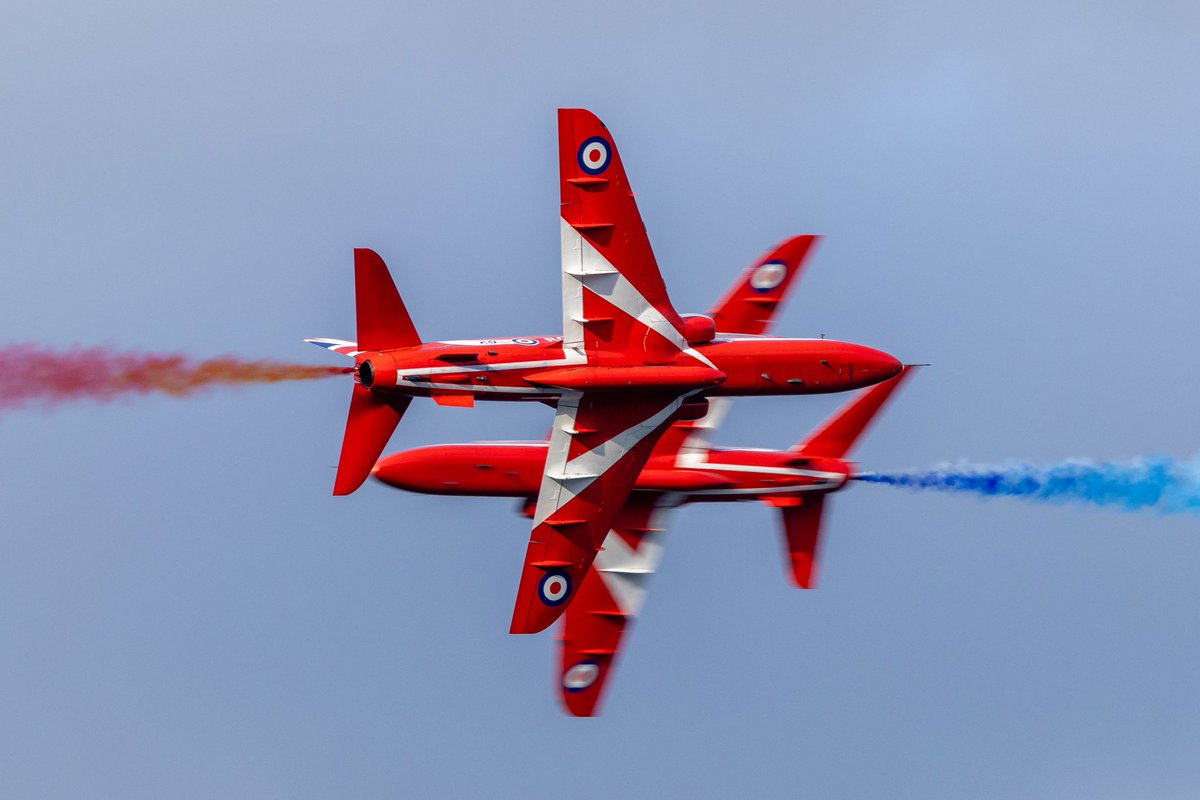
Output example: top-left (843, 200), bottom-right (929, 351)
top-left (790, 554), bottom-right (818, 589)
top-left (509, 613), bottom-right (557, 635)
top-left (510, 571), bottom-right (572, 635)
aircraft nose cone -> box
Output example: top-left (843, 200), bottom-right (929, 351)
top-left (847, 345), bottom-right (902, 384)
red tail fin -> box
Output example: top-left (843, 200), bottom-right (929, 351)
top-left (330, 249), bottom-right (421, 496)
top-left (793, 367), bottom-right (917, 459)
top-left (708, 235), bottom-right (819, 335)
top-left (779, 496), bottom-right (826, 589)
top-left (354, 249), bottom-right (420, 351)
top-left (332, 385), bottom-right (411, 495)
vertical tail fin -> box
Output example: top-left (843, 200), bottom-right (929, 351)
top-left (331, 249), bottom-right (420, 496)
top-left (778, 496), bottom-right (826, 589)
top-left (354, 249), bottom-right (421, 351)
top-left (772, 368), bottom-right (917, 586)
top-left (708, 235), bottom-right (819, 335)
top-left (332, 387), bottom-right (411, 496)
top-left (792, 367), bottom-right (917, 459)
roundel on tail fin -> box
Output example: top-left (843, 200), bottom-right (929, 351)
top-left (578, 137), bottom-right (612, 175)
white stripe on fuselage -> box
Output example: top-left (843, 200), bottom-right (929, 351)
top-left (684, 483), bottom-right (839, 497)
top-left (679, 459), bottom-right (841, 480)
top-left (392, 353), bottom-right (586, 379)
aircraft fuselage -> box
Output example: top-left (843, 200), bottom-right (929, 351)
top-left (354, 334), bottom-right (900, 403)
top-left (373, 440), bottom-right (852, 502)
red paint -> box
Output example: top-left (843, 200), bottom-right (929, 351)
top-left (374, 369), bottom-right (919, 714)
top-left (320, 107), bottom-right (904, 641)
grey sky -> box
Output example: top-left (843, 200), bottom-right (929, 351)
top-left (3, 0), bottom-right (1200, 797)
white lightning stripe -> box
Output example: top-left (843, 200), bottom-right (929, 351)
top-left (559, 218), bottom-right (716, 370)
top-left (561, 220), bottom-right (589, 351)
top-left (531, 391), bottom-right (581, 528)
top-left (674, 397), bottom-right (734, 464)
top-left (531, 391), bottom-right (695, 527)
top-left (592, 497), bottom-right (680, 617)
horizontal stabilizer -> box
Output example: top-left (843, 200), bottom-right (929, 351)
top-left (793, 366), bottom-right (917, 459)
top-left (304, 338), bottom-right (359, 356)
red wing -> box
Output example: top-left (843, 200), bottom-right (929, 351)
top-left (557, 493), bottom-right (674, 716)
top-left (559, 109), bottom-right (689, 358)
top-left (793, 367), bottom-right (917, 458)
top-left (509, 390), bottom-right (692, 634)
top-left (708, 235), bottom-right (818, 335)
top-left (647, 397), bottom-right (734, 465)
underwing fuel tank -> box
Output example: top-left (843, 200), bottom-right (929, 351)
top-left (373, 444), bottom-right (545, 496)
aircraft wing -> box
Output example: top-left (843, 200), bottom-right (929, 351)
top-left (554, 396), bottom-right (731, 714)
top-left (557, 492), bottom-right (677, 716)
top-left (708, 235), bottom-right (818, 336)
top-left (558, 108), bottom-right (693, 362)
top-left (509, 389), bottom-right (695, 634)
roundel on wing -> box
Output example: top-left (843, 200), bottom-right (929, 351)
top-left (563, 661), bottom-right (600, 692)
top-left (577, 136), bottom-right (612, 175)
top-left (750, 261), bottom-right (788, 292)
top-left (538, 570), bottom-right (572, 606)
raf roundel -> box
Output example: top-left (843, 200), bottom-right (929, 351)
top-left (750, 261), bottom-right (788, 292)
top-left (563, 661), bottom-right (600, 693)
top-left (538, 570), bottom-right (572, 606)
top-left (577, 136), bottom-right (611, 175)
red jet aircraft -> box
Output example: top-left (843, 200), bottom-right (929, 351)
top-left (309, 108), bottom-right (901, 634)
top-left (374, 369), bottom-right (916, 714)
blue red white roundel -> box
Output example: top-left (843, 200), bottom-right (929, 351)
top-left (577, 137), bottom-right (611, 175)
top-left (538, 570), bottom-right (572, 606)
top-left (750, 260), bottom-right (787, 292)
top-left (563, 661), bottom-right (600, 692)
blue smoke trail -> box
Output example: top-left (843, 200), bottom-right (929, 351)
top-left (855, 456), bottom-right (1200, 514)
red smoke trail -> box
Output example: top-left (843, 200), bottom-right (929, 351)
top-left (0, 345), bottom-right (350, 411)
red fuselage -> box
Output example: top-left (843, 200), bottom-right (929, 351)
top-left (373, 441), bottom-right (853, 504)
top-left (354, 334), bottom-right (900, 402)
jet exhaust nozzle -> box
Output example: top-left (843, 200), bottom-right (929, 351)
top-left (358, 360), bottom-right (376, 388)
top-left (353, 353), bottom-right (399, 388)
